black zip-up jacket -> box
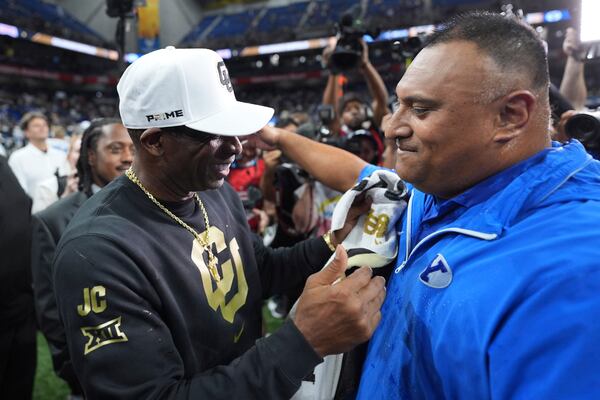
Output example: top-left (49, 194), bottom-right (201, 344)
top-left (32, 191), bottom-right (89, 393)
top-left (0, 156), bottom-right (33, 328)
top-left (53, 175), bottom-right (331, 399)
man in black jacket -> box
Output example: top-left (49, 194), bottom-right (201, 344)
top-left (31, 118), bottom-right (133, 396)
top-left (52, 47), bottom-right (385, 399)
top-left (0, 156), bottom-right (35, 399)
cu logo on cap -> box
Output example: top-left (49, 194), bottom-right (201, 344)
top-left (217, 61), bottom-right (233, 93)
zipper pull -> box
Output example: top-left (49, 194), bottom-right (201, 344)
top-left (395, 261), bottom-right (406, 274)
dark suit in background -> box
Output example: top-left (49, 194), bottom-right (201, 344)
top-left (0, 156), bottom-right (36, 399)
top-left (32, 190), bottom-right (88, 396)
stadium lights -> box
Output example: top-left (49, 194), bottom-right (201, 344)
top-left (125, 8), bottom-right (572, 64)
top-left (0, 22), bottom-right (19, 38)
top-left (31, 34), bottom-right (119, 61)
top-left (270, 54), bottom-right (280, 66)
top-left (215, 8), bottom-right (571, 61)
top-left (580, 0), bottom-right (600, 43)
top-left (0, 21), bottom-right (119, 61)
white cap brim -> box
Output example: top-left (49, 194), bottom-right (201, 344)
top-left (185, 101), bottom-right (274, 136)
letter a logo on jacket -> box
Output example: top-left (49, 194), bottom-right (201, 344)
top-left (419, 254), bottom-right (452, 288)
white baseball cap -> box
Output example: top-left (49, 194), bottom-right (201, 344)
top-left (117, 46), bottom-right (274, 136)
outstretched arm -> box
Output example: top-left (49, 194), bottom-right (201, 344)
top-left (359, 40), bottom-right (390, 127)
top-left (559, 28), bottom-right (587, 110)
top-left (258, 126), bottom-right (367, 192)
top-left (321, 44), bottom-right (342, 134)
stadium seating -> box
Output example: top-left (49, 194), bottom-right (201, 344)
top-left (366, 0), bottom-right (422, 19)
top-left (180, 15), bottom-right (220, 46)
top-left (0, 0), bottom-right (104, 45)
top-left (256, 3), bottom-right (308, 33)
top-left (303, 0), bottom-right (357, 29)
top-left (208, 9), bottom-right (261, 39)
top-left (179, 0), bottom-right (430, 48)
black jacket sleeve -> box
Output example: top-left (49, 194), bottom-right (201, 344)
top-left (31, 215), bottom-right (81, 391)
top-left (53, 235), bottom-right (322, 400)
top-left (220, 181), bottom-right (334, 300)
top-left (0, 156), bottom-right (34, 327)
top-left (253, 234), bottom-right (333, 299)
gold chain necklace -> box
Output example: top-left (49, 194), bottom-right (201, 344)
top-left (125, 168), bottom-right (221, 282)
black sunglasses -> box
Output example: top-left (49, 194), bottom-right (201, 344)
top-left (161, 126), bottom-right (217, 144)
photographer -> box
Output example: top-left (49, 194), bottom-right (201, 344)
top-left (291, 115), bottom-right (389, 239)
top-left (278, 39), bottom-right (389, 239)
top-left (552, 28), bottom-right (600, 158)
top-left (322, 38), bottom-right (389, 160)
top-left (258, 117), bottom-right (305, 248)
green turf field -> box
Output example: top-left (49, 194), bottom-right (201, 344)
top-left (34, 333), bottom-right (69, 400)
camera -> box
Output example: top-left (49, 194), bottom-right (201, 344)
top-left (273, 162), bottom-right (310, 237)
top-left (565, 111), bottom-right (600, 151)
top-left (314, 104), bottom-right (340, 146)
top-left (548, 86), bottom-right (600, 155)
top-left (329, 10), bottom-right (379, 73)
top-left (106, 0), bottom-right (135, 18)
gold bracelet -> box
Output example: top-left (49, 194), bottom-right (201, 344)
top-left (323, 230), bottom-right (336, 252)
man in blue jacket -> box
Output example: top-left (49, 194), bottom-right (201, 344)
top-left (260, 11), bottom-right (600, 399)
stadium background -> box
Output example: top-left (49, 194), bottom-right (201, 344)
top-left (0, 0), bottom-right (597, 398)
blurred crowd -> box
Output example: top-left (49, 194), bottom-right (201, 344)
top-left (0, 0), bottom-right (108, 48)
top-left (1, 26), bottom-right (597, 218)
top-left (0, 88), bottom-right (117, 154)
top-left (1, 20), bottom-right (599, 398)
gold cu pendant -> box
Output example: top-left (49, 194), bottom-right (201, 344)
top-left (208, 257), bottom-right (220, 282)
top-left (199, 239), bottom-right (220, 282)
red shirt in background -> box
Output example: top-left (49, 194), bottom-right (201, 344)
top-left (228, 159), bottom-right (265, 193)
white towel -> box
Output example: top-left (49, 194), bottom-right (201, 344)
top-left (291, 170), bottom-right (409, 400)
top-left (329, 169), bottom-right (408, 270)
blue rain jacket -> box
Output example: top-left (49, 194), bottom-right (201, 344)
top-left (357, 141), bottom-right (600, 399)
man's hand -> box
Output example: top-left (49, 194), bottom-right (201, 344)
top-left (255, 125), bottom-right (283, 150)
top-left (563, 28), bottom-right (583, 59)
top-left (61, 172), bottom-right (79, 198)
top-left (262, 149), bottom-right (282, 171)
top-left (294, 246), bottom-right (386, 357)
top-left (332, 193), bottom-right (372, 246)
